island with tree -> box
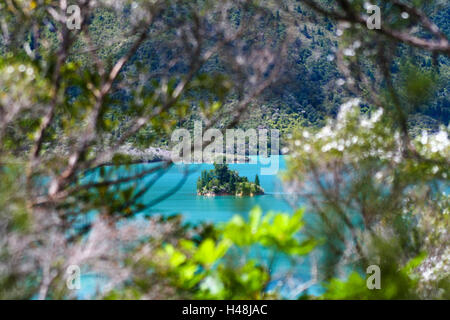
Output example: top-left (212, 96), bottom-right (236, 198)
top-left (197, 163), bottom-right (264, 197)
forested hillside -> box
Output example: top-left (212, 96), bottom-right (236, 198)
top-left (69, 2), bottom-right (449, 137)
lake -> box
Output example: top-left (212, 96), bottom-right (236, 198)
top-left (141, 155), bottom-right (292, 223)
top-left (79, 155), bottom-right (321, 298)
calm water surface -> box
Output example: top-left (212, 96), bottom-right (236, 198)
top-left (79, 156), bottom-right (322, 298)
top-left (142, 155), bottom-right (292, 223)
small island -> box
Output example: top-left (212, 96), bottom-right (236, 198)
top-left (197, 163), bottom-right (264, 197)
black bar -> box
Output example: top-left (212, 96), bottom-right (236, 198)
top-left (0, 300), bottom-right (445, 318)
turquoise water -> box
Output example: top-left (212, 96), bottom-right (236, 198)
top-left (140, 155), bottom-right (292, 223)
top-left (78, 156), bottom-right (322, 298)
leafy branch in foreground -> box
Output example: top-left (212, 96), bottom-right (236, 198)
top-left (105, 207), bottom-right (316, 300)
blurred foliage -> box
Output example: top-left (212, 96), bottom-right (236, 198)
top-left (105, 207), bottom-right (315, 299)
top-left (0, 0), bottom-right (449, 301)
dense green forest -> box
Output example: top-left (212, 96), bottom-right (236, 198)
top-left (80, 3), bottom-right (449, 136)
top-left (197, 163), bottom-right (264, 196)
top-left (23, 1), bottom-right (449, 150)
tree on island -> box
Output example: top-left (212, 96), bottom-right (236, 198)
top-left (197, 163), bottom-right (264, 196)
top-left (255, 174), bottom-right (260, 187)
